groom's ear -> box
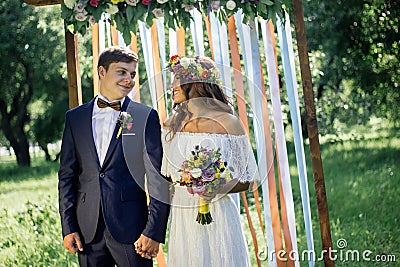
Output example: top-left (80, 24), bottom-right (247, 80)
top-left (98, 66), bottom-right (105, 78)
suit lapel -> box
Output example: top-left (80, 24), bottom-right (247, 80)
top-left (82, 98), bottom-right (100, 166)
top-left (102, 97), bottom-right (131, 167)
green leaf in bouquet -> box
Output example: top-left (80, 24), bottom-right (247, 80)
top-left (126, 5), bottom-right (135, 24)
top-left (77, 23), bottom-right (87, 36)
top-left (60, 4), bottom-right (73, 20)
top-left (260, 0), bottom-right (275, 6)
top-left (136, 4), bottom-right (149, 23)
top-left (90, 6), bottom-right (104, 22)
top-left (66, 23), bottom-right (75, 34)
top-left (146, 12), bottom-right (155, 28)
top-left (258, 4), bottom-right (268, 16)
top-left (196, 212), bottom-right (213, 225)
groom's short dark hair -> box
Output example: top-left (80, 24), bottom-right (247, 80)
top-left (98, 46), bottom-right (138, 71)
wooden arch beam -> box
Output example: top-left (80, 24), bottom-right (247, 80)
top-left (24, 0), bottom-right (82, 109)
top-left (24, 0), bottom-right (62, 6)
top-left (291, 0), bottom-right (334, 266)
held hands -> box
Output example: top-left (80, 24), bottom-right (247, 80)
top-left (134, 234), bottom-right (160, 259)
top-left (63, 232), bottom-right (83, 254)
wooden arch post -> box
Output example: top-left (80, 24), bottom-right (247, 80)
top-left (291, 0), bottom-right (335, 266)
top-left (24, 0), bottom-right (82, 109)
top-left (65, 28), bottom-right (83, 109)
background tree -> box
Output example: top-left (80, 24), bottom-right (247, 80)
top-left (0, 0), bottom-right (68, 166)
top-left (303, 0), bottom-right (399, 134)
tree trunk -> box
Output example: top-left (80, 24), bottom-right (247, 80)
top-left (53, 151), bottom-right (61, 162)
top-left (13, 132), bottom-right (31, 166)
top-left (39, 141), bottom-right (51, 161)
top-left (0, 62), bottom-right (33, 167)
top-left (0, 117), bottom-right (31, 166)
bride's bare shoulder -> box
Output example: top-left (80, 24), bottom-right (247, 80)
top-left (183, 112), bottom-right (245, 135)
top-left (221, 113), bottom-right (246, 135)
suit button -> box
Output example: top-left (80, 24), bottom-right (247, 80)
top-left (99, 173), bottom-right (105, 178)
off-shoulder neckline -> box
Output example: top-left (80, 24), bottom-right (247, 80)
top-left (173, 131), bottom-right (247, 138)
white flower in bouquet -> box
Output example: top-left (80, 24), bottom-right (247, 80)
top-left (157, 0), bottom-right (168, 3)
top-left (106, 4), bottom-right (119, 15)
top-left (190, 168), bottom-right (202, 178)
top-left (152, 8), bottom-right (165, 18)
top-left (75, 13), bottom-right (88, 22)
top-left (211, 1), bottom-right (220, 11)
top-left (226, 0), bottom-right (236, 10)
top-left (125, 0), bottom-right (139, 6)
top-left (180, 57), bottom-right (192, 69)
top-left (64, 0), bottom-right (76, 9)
top-left (74, 2), bottom-right (86, 12)
top-left (89, 15), bottom-right (96, 25)
top-left (182, 3), bottom-right (195, 12)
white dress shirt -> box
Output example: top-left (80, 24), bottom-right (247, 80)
top-left (92, 94), bottom-right (125, 166)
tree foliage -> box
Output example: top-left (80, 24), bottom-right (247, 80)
top-left (303, 0), bottom-right (399, 133)
top-left (0, 0), bottom-right (68, 165)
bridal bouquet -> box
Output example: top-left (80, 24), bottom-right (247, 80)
top-left (174, 145), bottom-right (233, 225)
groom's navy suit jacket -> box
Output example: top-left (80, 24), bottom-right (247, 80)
top-left (58, 97), bottom-right (169, 245)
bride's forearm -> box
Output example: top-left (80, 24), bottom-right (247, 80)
top-left (202, 180), bottom-right (250, 203)
top-left (221, 179), bottom-right (250, 194)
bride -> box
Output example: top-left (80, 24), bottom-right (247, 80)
top-left (161, 55), bottom-right (259, 266)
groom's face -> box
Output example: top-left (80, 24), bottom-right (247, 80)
top-left (99, 61), bottom-right (137, 101)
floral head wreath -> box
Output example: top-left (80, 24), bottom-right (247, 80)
top-left (168, 55), bottom-right (223, 86)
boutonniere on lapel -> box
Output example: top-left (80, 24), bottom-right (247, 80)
top-left (116, 112), bottom-right (133, 139)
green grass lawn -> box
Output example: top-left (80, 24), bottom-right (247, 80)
top-left (0, 125), bottom-right (399, 266)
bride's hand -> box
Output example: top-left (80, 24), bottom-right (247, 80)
top-left (201, 191), bottom-right (219, 203)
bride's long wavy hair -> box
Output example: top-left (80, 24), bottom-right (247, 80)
top-left (164, 80), bottom-right (233, 142)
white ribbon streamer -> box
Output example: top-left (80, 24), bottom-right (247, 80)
top-left (277, 13), bottom-right (314, 267)
top-left (261, 18), bottom-right (300, 267)
top-left (138, 21), bottom-right (157, 109)
top-left (235, 11), bottom-right (276, 266)
top-left (209, 13), bottom-right (233, 98)
top-left (190, 9), bottom-right (205, 56)
top-left (98, 13), bottom-right (106, 52)
top-left (156, 19), bottom-right (169, 118)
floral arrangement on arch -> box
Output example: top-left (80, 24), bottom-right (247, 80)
top-left (61, 0), bottom-right (290, 44)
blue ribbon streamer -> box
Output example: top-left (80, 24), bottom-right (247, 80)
top-left (277, 13), bottom-right (315, 267)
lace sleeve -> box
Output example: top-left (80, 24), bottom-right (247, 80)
top-left (220, 136), bottom-right (259, 184)
top-left (160, 132), bottom-right (260, 184)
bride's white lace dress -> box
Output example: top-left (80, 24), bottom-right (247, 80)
top-left (161, 131), bottom-right (259, 267)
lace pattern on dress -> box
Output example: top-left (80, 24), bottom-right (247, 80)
top-left (161, 132), bottom-right (259, 184)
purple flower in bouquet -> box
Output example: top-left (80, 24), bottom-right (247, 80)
top-left (192, 181), bottom-right (207, 195)
top-left (187, 186), bottom-right (194, 194)
top-left (201, 169), bottom-right (215, 182)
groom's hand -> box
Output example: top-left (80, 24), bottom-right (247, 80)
top-left (134, 234), bottom-right (159, 259)
top-left (64, 232), bottom-right (83, 254)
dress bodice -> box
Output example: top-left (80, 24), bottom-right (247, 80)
top-left (161, 131), bottom-right (259, 184)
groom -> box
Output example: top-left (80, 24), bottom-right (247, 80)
top-left (58, 46), bottom-right (170, 266)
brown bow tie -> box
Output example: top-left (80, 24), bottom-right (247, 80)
top-left (97, 98), bottom-right (121, 111)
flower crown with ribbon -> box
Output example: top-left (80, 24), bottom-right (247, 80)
top-left (168, 55), bottom-right (223, 86)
